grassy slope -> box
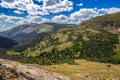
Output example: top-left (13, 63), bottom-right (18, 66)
top-left (23, 28), bottom-right (101, 57)
top-left (80, 12), bottom-right (120, 33)
top-left (23, 26), bottom-right (119, 57)
top-left (43, 60), bottom-right (120, 80)
top-left (6, 12), bottom-right (120, 65)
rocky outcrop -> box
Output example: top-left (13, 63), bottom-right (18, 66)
top-left (0, 59), bottom-right (70, 80)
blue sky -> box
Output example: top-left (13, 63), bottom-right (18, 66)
top-left (0, 0), bottom-right (120, 31)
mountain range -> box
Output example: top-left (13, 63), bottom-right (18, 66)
top-left (0, 11), bottom-right (120, 80)
top-left (0, 23), bottom-right (76, 51)
top-left (0, 23), bottom-right (76, 43)
top-left (0, 12), bottom-right (120, 65)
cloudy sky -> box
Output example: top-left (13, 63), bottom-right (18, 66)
top-left (0, 0), bottom-right (120, 31)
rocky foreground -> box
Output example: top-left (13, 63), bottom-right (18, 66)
top-left (0, 59), bottom-right (70, 80)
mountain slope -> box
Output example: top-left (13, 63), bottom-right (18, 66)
top-left (0, 23), bottom-right (76, 43)
top-left (80, 12), bottom-right (120, 32)
top-left (2, 12), bottom-right (120, 65)
top-left (0, 36), bottom-right (17, 49)
top-left (17, 12), bottom-right (120, 64)
top-left (0, 23), bottom-right (76, 51)
top-left (20, 27), bottom-right (119, 64)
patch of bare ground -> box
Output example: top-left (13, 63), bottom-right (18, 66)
top-left (0, 59), bottom-right (70, 80)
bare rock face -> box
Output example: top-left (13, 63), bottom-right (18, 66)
top-left (0, 59), bottom-right (70, 80)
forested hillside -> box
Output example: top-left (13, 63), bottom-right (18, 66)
top-left (4, 12), bottom-right (120, 65)
top-left (8, 28), bottom-right (119, 65)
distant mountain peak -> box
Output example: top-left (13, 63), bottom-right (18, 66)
top-left (79, 12), bottom-right (120, 33)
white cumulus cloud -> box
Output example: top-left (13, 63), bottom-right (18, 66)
top-left (98, 7), bottom-right (120, 14)
top-left (69, 7), bottom-right (120, 24)
top-left (26, 15), bottom-right (50, 24)
top-left (70, 8), bottom-right (99, 23)
top-left (0, 0), bottom-right (73, 15)
top-left (76, 3), bottom-right (83, 6)
top-left (0, 13), bottom-right (27, 31)
top-left (0, 13), bottom-right (26, 25)
top-left (36, 0), bottom-right (73, 13)
top-left (0, 13), bottom-right (49, 31)
top-left (0, 0), bottom-right (46, 15)
top-left (52, 15), bottom-right (69, 23)
top-left (13, 10), bottom-right (24, 14)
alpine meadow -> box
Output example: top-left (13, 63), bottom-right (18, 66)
top-left (0, 0), bottom-right (120, 80)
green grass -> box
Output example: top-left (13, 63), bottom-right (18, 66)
top-left (7, 50), bottom-right (20, 56)
top-left (56, 42), bottom-right (73, 50)
top-left (55, 33), bottom-right (68, 42)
